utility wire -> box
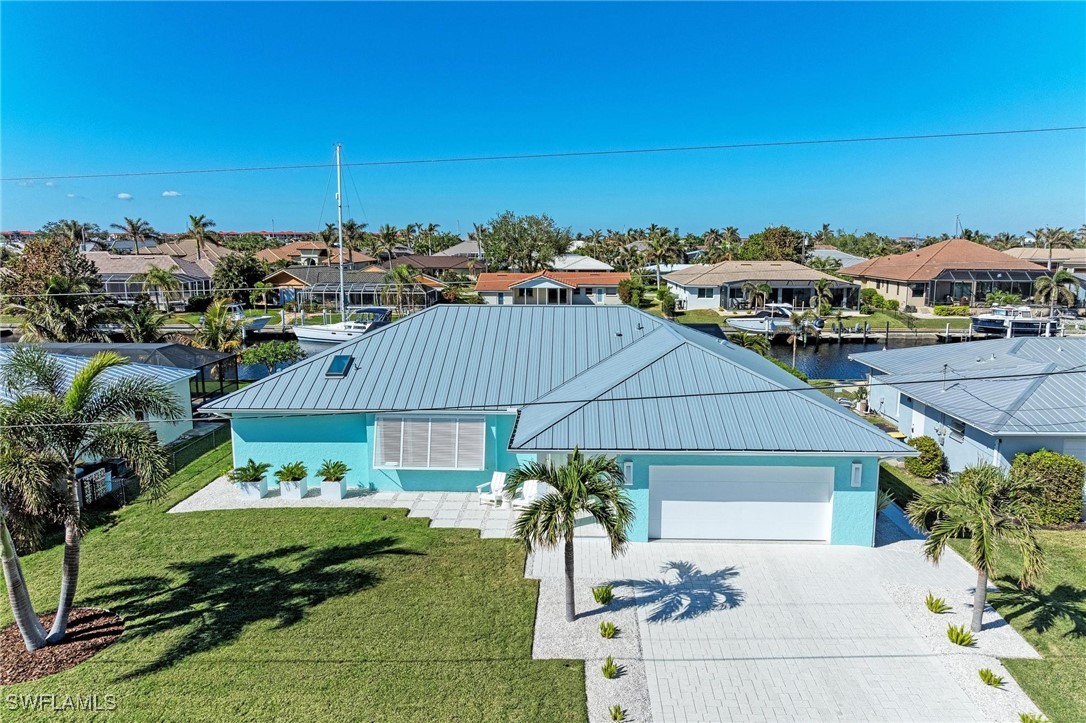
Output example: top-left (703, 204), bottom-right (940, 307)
top-left (3, 126), bottom-right (1084, 182)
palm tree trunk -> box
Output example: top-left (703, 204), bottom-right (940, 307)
top-left (971, 569), bottom-right (988, 633)
top-left (47, 471), bottom-right (82, 643)
top-left (1, 516), bottom-right (48, 651)
top-left (655, 267), bottom-right (661, 289)
top-left (563, 534), bottom-right (576, 622)
top-left (792, 337), bottom-right (798, 368)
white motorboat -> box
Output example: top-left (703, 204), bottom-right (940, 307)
top-left (970, 305), bottom-right (1059, 337)
top-left (292, 306), bottom-right (391, 345)
top-left (727, 303), bottom-right (795, 334)
top-left (223, 303), bottom-right (273, 332)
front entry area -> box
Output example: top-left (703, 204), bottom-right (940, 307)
top-left (648, 466), bottom-right (834, 541)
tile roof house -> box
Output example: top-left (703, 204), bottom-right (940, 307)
top-left (263, 265), bottom-right (444, 309)
top-left (151, 238), bottom-right (233, 270)
top-left (810, 245), bottom-right (867, 267)
top-left (376, 254), bottom-right (480, 278)
top-left (203, 305), bottom-right (911, 544)
top-left (474, 271), bottom-right (631, 306)
top-left (852, 338), bottom-right (1086, 488)
top-left (82, 251), bottom-right (213, 305)
top-left (1003, 246), bottom-right (1086, 274)
top-left (664, 261), bottom-right (858, 311)
top-left (840, 239), bottom-right (1048, 310)
top-left (549, 254), bottom-right (614, 271)
top-left (254, 241), bottom-right (374, 267)
top-left (433, 239), bottom-right (484, 258)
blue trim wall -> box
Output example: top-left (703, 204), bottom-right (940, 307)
top-left (230, 413), bottom-right (880, 546)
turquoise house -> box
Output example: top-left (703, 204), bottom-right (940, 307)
top-left (204, 305), bottom-right (912, 546)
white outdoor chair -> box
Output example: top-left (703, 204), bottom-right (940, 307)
top-left (511, 480), bottom-right (557, 511)
top-left (477, 471), bottom-right (507, 507)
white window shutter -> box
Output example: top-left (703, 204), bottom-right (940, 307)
top-left (376, 417), bottom-right (402, 467)
top-left (429, 417), bottom-right (458, 468)
top-left (402, 418), bottom-right (431, 468)
top-left (456, 417), bottom-right (485, 469)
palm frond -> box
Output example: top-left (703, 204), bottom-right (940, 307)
top-left (84, 423), bottom-right (171, 500)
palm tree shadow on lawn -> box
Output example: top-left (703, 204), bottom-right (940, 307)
top-left (991, 576), bottom-right (1086, 639)
top-left (84, 536), bottom-right (420, 680)
top-left (604, 561), bottom-right (744, 623)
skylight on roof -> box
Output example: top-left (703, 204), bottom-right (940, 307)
top-left (326, 355), bottom-right (353, 378)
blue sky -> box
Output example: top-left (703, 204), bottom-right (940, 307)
top-left (2, 2), bottom-right (1083, 236)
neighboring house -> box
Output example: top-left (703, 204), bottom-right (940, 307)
top-left (549, 254), bottom-right (614, 271)
top-left (852, 338), bottom-right (1086, 475)
top-left (38, 342), bottom-right (240, 407)
top-left (434, 239), bottom-right (484, 259)
top-left (82, 251), bottom-right (213, 306)
top-left (263, 265), bottom-right (444, 308)
top-left (664, 261), bottom-right (857, 311)
top-left (0, 348), bottom-right (195, 445)
top-left (152, 237), bottom-right (233, 271)
top-left (1003, 246), bottom-right (1086, 274)
top-left (475, 271), bottom-right (630, 305)
top-left (376, 254), bottom-right (479, 278)
top-left (644, 263), bottom-right (693, 276)
top-left (203, 305), bottom-right (910, 545)
top-left (255, 241), bottom-right (374, 267)
top-left (840, 239), bottom-right (1048, 310)
top-left (809, 245), bottom-right (867, 267)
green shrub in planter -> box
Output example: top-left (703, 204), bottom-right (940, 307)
top-left (905, 436), bottom-right (945, 479)
top-left (933, 305), bottom-right (970, 316)
top-left (275, 461), bottom-right (307, 482)
top-left (230, 459), bottom-right (271, 483)
top-left (318, 459), bottom-right (349, 481)
top-left (1011, 449), bottom-right (1086, 526)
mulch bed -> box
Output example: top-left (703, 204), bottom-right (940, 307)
top-left (0, 608), bottom-right (124, 685)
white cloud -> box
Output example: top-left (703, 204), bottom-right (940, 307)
top-left (117, 193), bottom-right (133, 200)
top-left (66, 193), bottom-right (79, 199)
top-left (16, 180), bottom-right (34, 187)
top-left (44, 181), bottom-right (57, 188)
top-left (161, 190), bottom-right (182, 197)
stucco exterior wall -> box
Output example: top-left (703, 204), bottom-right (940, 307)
top-left (152, 377), bottom-right (195, 445)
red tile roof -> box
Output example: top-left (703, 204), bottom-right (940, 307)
top-left (840, 238), bottom-right (1046, 282)
top-left (475, 271), bottom-right (630, 292)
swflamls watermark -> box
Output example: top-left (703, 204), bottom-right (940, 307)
top-left (5, 693), bottom-right (117, 712)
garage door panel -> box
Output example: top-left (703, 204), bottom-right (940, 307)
top-left (649, 465), bottom-right (834, 541)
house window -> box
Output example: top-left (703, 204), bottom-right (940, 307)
top-left (583, 287), bottom-right (593, 295)
top-left (697, 287), bottom-right (715, 299)
top-left (375, 416), bottom-right (485, 470)
top-left (911, 284), bottom-right (925, 297)
top-left (516, 288), bottom-right (526, 298)
top-left (947, 416), bottom-right (965, 441)
top-left (497, 292), bottom-right (505, 305)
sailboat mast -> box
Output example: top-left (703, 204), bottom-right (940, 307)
top-left (335, 143), bottom-right (346, 319)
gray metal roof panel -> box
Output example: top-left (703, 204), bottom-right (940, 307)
top-left (0, 349), bottom-right (196, 403)
top-left (205, 305), bottom-right (908, 454)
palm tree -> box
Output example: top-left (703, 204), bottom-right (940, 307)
top-left (178, 214), bottom-right (220, 260)
top-left (131, 264), bottom-right (181, 309)
top-left (341, 219), bottom-right (367, 261)
top-left (187, 298), bottom-right (244, 352)
top-left (119, 302), bottom-right (171, 343)
top-left (786, 310), bottom-right (813, 369)
top-left (906, 464), bottom-right (1044, 633)
top-left (1032, 227), bottom-right (1075, 271)
top-left (376, 224), bottom-right (399, 261)
top-left (723, 226), bottom-right (741, 249)
top-left (7, 276), bottom-right (114, 343)
top-left (813, 278), bottom-right (834, 310)
top-left (1034, 269), bottom-right (1078, 316)
top-left (503, 449), bottom-right (634, 622)
top-left (383, 264), bottom-right (417, 316)
top-left (729, 331), bottom-right (769, 355)
top-left (252, 281), bottom-right (274, 312)
top-left (0, 346), bottom-right (181, 648)
top-left (988, 232), bottom-right (1019, 251)
top-left (812, 223), bottom-right (832, 247)
top-left (741, 281), bottom-right (773, 310)
top-left (109, 217), bottom-right (159, 255)
top-left (50, 220), bottom-right (101, 247)
top-left (645, 226), bottom-right (680, 288)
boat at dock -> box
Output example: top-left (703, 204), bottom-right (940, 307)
top-left (292, 306), bottom-right (391, 349)
top-left (726, 303), bottom-right (796, 334)
top-left (970, 305), bottom-right (1059, 337)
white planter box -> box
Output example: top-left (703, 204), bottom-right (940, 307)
top-left (235, 479), bottom-right (268, 499)
top-left (280, 478), bottom-right (310, 500)
top-left (320, 479), bottom-right (346, 500)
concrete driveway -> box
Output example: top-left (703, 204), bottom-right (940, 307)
top-left (527, 513), bottom-right (1040, 723)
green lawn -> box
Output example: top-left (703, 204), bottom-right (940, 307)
top-left (878, 464), bottom-right (1086, 721)
top-left (2, 444), bottom-right (585, 721)
top-left (170, 308), bottom-right (285, 325)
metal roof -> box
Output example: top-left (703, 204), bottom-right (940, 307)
top-left (0, 349), bottom-right (196, 403)
top-left (851, 338), bottom-right (1086, 435)
top-left (204, 306), bottom-right (908, 455)
top-left (38, 343), bottom-right (235, 369)
top-left (664, 260), bottom-right (853, 287)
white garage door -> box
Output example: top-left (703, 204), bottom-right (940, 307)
top-left (648, 465), bottom-right (834, 541)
